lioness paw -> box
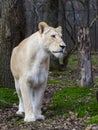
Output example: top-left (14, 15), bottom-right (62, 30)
top-left (24, 115), bottom-right (45, 122)
top-left (36, 115), bottom-right (45, 121)
top-left (24, 115), bottom-right (36, 122)
top-left (16, 110), bottom-right (24, 115)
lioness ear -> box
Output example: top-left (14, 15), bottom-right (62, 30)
top-left (38, 22), bottom-right (48, 34)
top-left (56, 26), bottom-right (62, 33)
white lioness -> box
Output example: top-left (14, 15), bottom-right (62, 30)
top-left (10, 22), bottom-right (66, 122)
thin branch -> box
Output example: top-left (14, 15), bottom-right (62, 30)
top-left (89, 15), bottom-right (98, 28)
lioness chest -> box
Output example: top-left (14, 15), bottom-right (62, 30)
top-left (28, 63), bottom-right (49, 86)
top-left (26, 49), bottom-right (49, 86)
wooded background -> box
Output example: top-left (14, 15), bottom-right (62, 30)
top-left (0, 0), bottom-right (98, 88)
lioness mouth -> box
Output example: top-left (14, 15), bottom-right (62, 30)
top-left (52, 51), bottom-right (63, 53)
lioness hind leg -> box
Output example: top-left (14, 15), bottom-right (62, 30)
top-left (15, 79), bottom-right (24, 115)
top-left (33, 84), bottom-right (46, 120)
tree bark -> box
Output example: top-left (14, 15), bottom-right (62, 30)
top-left (77, 27), bottom-right (93, 87)
top-left (0, 0), bottom-right (25, 88)
top-left (23, 0), bottom-right (51, 37)
top-left (58, 0), bottom-right (65, 69)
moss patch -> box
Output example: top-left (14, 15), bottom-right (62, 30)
top-left (0, 88), bottom-right (18, 107)
top-left (49, 86), bottom-right (98, 123)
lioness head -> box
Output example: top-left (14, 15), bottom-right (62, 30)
top-left (39, 22), bottom-right (66, 58)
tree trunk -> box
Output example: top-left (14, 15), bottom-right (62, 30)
top-left (77, 27), bottom-right (93, 87)
top-left (0, 0), bottom-right (25, 88)
top-left (58, 0), bottom-right (65, 69)
top-left (23, 0), bottom-right (51, 37)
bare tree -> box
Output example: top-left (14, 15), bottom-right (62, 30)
top-left (77, 27), bottom-right (93, 87)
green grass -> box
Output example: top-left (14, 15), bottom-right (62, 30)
top-left (48, 79), bottom-right (62, 85)
top-left (0, 88), bottom-right (18, 107)
top-left (87, 115), bottom-right (98, 124)
top-left (49, 86), bottom-right (98, 123)
top-left (49, 87), bottom-right (98, 117)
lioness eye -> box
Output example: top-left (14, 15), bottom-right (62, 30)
top-left (51, 35), bottom-right (56, 38)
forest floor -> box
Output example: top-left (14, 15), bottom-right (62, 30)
top-left (0, 55), bottom-right (98, 130)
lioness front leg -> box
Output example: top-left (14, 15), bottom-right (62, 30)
top-left (33, 84), bottom-right (46, 120)
top-left (20, 78), bottom-right (36, 122)
top-left (15, 79), bottom-right (24, 115)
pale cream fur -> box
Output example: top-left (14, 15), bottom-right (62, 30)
top-left (10, 22), bottom-right (66, 122)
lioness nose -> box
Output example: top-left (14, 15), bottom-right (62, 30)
top-left (60, 45), bottom-right (65, 49)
